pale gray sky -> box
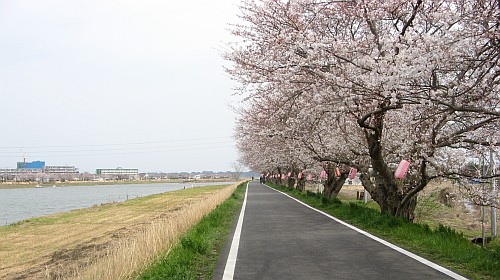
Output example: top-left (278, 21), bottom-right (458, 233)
top-left (0, 0), bottom-right (242, 173)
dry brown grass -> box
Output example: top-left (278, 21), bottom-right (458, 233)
top-left (413, 180), bottom-right (499, 237)
top-left (0, 183), bottom-right (239, 279)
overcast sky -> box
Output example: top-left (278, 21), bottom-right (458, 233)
top-left (0, 0), bottom-right (243, 173)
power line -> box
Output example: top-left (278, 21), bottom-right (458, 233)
top-left (0, 136), bottom-right (233, 149)
top-left (0, 144), bottom-right (236, 158)
top-left (0, 141), bottom-right (234, 154)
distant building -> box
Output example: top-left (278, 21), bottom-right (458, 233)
top-left (44, 165), bottom-right (79, 174)
top-left (0, 168), bottom-right (17, 175)
top-left (17, 161), bottom-right (45, 169)
top-left (0, 168), bottom-right (18, 180)
top-left (1, 160), bottom-right (80, 182)
top-left (139, 172), bottom-right (168, 180)
top-left (96, 168), bottom-right (139, 179)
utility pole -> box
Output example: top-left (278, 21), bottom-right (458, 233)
top-left (491, 150), bottom-right (497, 238)
top-left (481, 156), bottom-right (486, 247)
top-left (479, 153), bottom-right (488, 248)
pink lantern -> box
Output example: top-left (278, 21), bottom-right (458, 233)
top-left (287, 172), bottom-right (291, 177)
top-left (298, 172), bottom-right (303, 179)
top-left (320, 170), bottom-right (327, 179)
top-left (307, 174), bottom-right (313, 181)
top-left (334, 167), bottom-right (341, 177)
top-left (281, 174), bottom-right (286, 180)
top-left (394, 159), bottom-right (410, 179)
top-left (348, 168), bottom-right (357, 180)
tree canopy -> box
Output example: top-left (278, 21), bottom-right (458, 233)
top-left (227, 0), bottom-right (500, 220)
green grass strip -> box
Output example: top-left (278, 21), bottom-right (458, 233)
top-left (137, 182), bottom-right (246, 280)
top-left (268, 183), bottom-right (500, 280)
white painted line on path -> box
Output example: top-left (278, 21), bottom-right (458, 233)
top-left (222, 182), bottom-right (249, 280)
top-left (265, 184), bottom-right (468, 280)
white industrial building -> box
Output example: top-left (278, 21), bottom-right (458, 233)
top-left (96, 168), bottom-right (139, 179)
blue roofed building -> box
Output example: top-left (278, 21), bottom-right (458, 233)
top-left (17, 161), bottom-right (45, 170)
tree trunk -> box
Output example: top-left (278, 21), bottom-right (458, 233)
top-left (359, 105), bottom-right (418, 221)
top-left (296, 177), bottom-right (305, 192)
top-left (276, 167), bottom-right (283, 186)
top-left (287, 175), bottom-right (295, 189)
top-left (322, 164), bottom-right (347, 198)
top-left (397, 195), bottom-right (417, 221)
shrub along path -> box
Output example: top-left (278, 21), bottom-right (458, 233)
top-left (213, 182), bottom-right (466, 280)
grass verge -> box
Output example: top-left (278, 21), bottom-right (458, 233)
top-left (136, 182), bottom-right (246, 279)
top-left (268, 183), bottom-right (500, 280)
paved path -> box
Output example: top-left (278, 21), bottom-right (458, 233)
top-left (212, 182), bottom-right (466, 280)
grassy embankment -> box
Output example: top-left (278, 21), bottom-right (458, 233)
top-left (137, 182), bottom-right (246, 279)
top-left (269, 183), bottom-right (500, 280)
top-left (0, 182), bottom-right (240, 279)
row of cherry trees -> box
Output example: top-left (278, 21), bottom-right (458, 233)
top-left (227, 0), bottom-right (500, 221)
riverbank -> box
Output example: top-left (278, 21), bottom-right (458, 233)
top-left (0, 178), bottom-right (237, 189)
top-left (0, 182), bottom-right (240, 279)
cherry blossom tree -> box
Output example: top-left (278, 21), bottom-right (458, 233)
top-left (229, 0), bottom-right (500, 220)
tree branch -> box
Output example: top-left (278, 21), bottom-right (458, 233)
top-left (401, 0), bottom-right (423, 36)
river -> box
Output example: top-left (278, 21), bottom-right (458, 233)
top-left (0, 182), bottom-right (234, 226)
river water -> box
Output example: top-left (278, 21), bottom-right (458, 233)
top-left (0, 182), bottom-right (234, 226)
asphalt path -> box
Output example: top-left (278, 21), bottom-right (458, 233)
top-left (212, 181), bottom-right (467, 280)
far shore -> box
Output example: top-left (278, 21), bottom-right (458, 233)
top-left (0, 178), bottom-right (239, 189)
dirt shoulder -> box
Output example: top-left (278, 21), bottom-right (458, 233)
top-left (0, 184), bottom-right (235, 279)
